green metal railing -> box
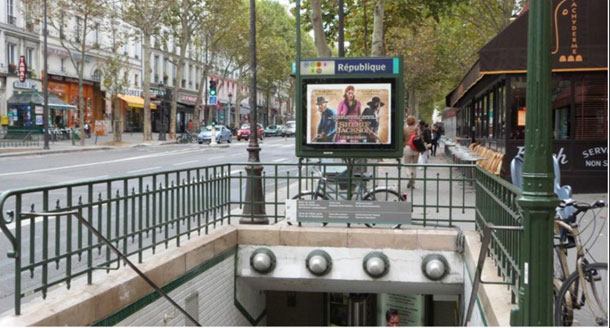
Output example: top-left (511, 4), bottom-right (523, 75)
top-left (474, 168), bottom-right (523, 302)
top-left (0, 161), bottom-right (520, 315)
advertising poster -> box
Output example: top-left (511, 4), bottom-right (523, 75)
top-left (306, 83), bottom-right (391, 145)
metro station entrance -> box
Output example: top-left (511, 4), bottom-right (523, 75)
top-left (265, 291), bottom-right (459, 326)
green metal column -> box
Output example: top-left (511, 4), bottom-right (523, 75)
top-left (510, 0), bottom-right (558, 326)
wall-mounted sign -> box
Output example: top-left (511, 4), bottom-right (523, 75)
top-left (179, 92), bottom-right (198, 105)
top-left (13, 81), bottom-right (38, 90)
top-left (18, 56), bottom-right (27, 83)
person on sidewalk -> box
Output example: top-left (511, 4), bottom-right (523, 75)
top-left (403, 115), bottom-right (419, 188)
top-left (431, 122), bottom-right (441, 156)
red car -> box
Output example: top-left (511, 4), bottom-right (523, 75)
top-left (237, 123), bottom-right (264, 141)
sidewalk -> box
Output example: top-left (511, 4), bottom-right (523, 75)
top-left (0, 132), bottom-right (177, 158)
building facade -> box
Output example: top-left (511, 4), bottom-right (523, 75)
top-left (445, 0), bottom-right (608, 193)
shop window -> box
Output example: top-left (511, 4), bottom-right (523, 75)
top-left (510, 76), bottom-right (527, 139)
top-left (574, 74), bottom-right (607, 140)
top-left (488, 91), bottom-right (494, 138)
top-left (552, 77), bottom-right (571, 140)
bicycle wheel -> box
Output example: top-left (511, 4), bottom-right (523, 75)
top-left (292, 191), bottom-right (327, 200)
top-left (362, 189), bottom-right (403, 202)
top-left (555, 262), bottom-right (608, 326)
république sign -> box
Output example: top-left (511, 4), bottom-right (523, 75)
top-left (18, 56), bottom-right (27, 83)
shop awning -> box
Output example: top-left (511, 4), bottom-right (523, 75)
top-left (118, 94), bottom-right (157, 109)
top-left (7, 91), bottom-right (77, 110)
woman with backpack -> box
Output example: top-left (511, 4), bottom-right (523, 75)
top-left (403, 116), bottom-right (419, 188)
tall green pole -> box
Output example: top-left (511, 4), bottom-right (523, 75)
top-left (511, 0), bottom-right (558, 325)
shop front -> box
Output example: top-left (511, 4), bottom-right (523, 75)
top-left (445, 0), bottom-right (607, 193)
top-left (6, 90), bottom-right (76, 134)
top-left (47, 74), bottom-right (105, 128)
top-left (117, 93), bottom-right (157, 132)
top-left (177, 91), bottom-right (197, 133)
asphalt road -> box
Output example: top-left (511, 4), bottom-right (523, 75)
top-left (0, 136), bottom-right (300, 315)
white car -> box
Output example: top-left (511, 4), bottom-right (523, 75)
top-left (284, 121), bottom-right (296, 137)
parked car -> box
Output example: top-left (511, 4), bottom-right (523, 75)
top-left (284, 121), bottom-right (296, 137)
top-left (198, 125), bottom-right (232, 144)
top-left (237, 123), bottom-right (264, 141)
top-left (276, 125), bottom-right (285, 136)
top-left (264, 125), bottom-right (281, 137)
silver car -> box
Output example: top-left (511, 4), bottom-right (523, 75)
top-left (198, 125), bottom-right (232, 144)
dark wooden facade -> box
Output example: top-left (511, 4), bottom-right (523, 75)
top-left (445, 0), bottom-right (608, 193)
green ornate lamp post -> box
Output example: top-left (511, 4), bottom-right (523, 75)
top-left (510, 0), bottom-right (558, 325)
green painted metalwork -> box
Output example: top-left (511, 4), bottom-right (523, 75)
top-left (510, 0), bottom-right (558, 325)
top-left (0, 161), bottom-right (523, 316)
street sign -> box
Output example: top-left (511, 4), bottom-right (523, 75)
top-left (286, 199), bottom-right (411, 225)
top-left (18, 56), bottom-right (27, 83)
top-left (208, 96), bottom-right (217, 105)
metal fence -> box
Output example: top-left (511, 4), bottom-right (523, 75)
top-left (474, 167), bottom-right (523, 302)
top-left (0, 133), bottom-right (41, 148)
top-left (0, 161), bottom-right (520, 315)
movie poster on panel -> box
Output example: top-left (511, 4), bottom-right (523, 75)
top-left (306, 83), bottom-right (392, 145)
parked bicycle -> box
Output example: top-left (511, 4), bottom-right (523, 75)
top-left (292, 159), bottom-right (404, 202)
top-left (177, 131), bottom-right (196, 144)
top-left (553, 199), bottom-right (608, 326)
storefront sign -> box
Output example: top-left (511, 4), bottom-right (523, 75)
top-left (13, 81), bottom-right (38, 90)
top-left (48, 47), bottom-right (70, 57)
top-left (18, 56), bottom-right (27, 82)
top-left (150, 88), bottom-right (166, 97)
top-left (35, 106), bottom-right (44, 114)
top-left (179, 92), bottom-right (198, 105)
top-left (122, 88), bottom-right (142, 97)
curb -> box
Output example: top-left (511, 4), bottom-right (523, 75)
top-left (0, 146), bottom-right (117, 158)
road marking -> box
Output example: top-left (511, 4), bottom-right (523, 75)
top-left (0, 149), bottom-right (203, 177)
top-left (230, 170), bottom-right (243, 175)
top-left (64, 175), bottom-right (110, 184)
top-left (273, 158), bottom-right (288, 162)
top-left (128, 166), bottom-right (162, 174)
top-left (173, 160), bottom-right (199, 166)
top-left (208, 156), bottom-right (223, 160)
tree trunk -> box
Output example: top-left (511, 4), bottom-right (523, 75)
top-left (142, 31), bottom-right (152, 140)
top-left (371, 0), bottom-right (386, 56)
top-left (113, 95), bottom-right (122, 142)
top-left (311, 0), bottom-right (331, 57)
top-left (171, 55), bottom-right (185, 139)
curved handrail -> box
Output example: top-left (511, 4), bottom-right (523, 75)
top-left (0, 190), bottom-right (18, 258)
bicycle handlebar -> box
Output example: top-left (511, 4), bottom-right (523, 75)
top-left (557, 199), bottom-right (606, 223)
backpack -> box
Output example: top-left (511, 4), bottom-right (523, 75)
top-left (409, 132), bottom-right (427, 153)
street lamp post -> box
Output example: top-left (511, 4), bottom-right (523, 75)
top-left (228, 92), bottom-right (233, 129)
top-left (510, 0), bottom-right (557, 325)
top-left (241, 0), bottom-right (267, 224)
top-left (43, 0), bottom-right (49, 150)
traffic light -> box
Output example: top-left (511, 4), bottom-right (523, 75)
top-left (209, 80), bottom-right (217, 96)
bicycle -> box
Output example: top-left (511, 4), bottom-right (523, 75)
top-left (292, 159), bottom-right (404, 202)
top-left (177, 131), bottom-right (196, 143)
top-left (553, 199), bottom-right (608, 326)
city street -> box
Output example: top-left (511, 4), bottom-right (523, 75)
top-left (0, 136), bottom-right (300, 314)
top-left (0, 137), bottom-right (298, 192)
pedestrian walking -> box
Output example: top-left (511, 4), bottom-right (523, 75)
top-left (403, 115), bottom-right (419, 188)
